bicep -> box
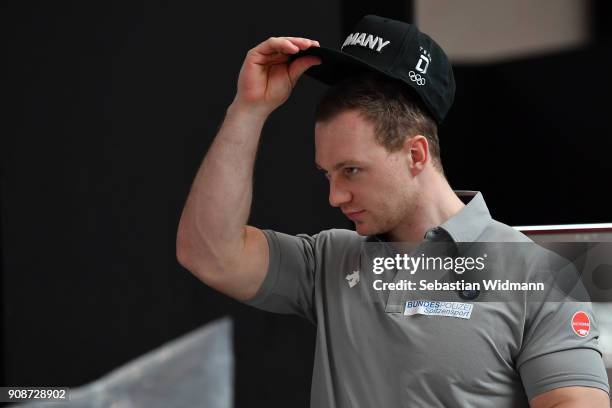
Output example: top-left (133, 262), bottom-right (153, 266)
top-left (239, 226), bottom-right (271, 301)
top-left (518, 346), bottom-right (609, 403)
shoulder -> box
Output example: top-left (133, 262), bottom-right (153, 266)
top-left (316, 228), bottom-right (362, 240)
top-left (474, 219), bottom-right (550, 275)
top-left (479, 219), bottom-right (533, 243)
top-left (294, 229), bottom-right (367, 268)
top-left (479, 219), bottom-right (578, 282)
top-left (264, 228), bottom-right (364, 257)
top-left (311, 228), bottom-right (365, 249)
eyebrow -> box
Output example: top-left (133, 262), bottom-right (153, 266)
top-left (315, 161), bottom-right (364, 172)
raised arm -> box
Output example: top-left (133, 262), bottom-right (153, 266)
top-left (176, 37), bottom-right (320, 301)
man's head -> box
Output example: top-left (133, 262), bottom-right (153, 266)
top-left (316, 72), bottom-right (442, 172)
top-left (314, 73), bottom-right (445, 237)
top-left (300, 15), bottom-right (457, 237)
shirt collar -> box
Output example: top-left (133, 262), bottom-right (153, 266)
top-left (436, 190), bottom-right (492, 243)
top-left (368, 190), bottom-right (492, 245)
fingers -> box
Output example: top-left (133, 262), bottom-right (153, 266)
top-left (248, 37), bottom-right (319, 64)
top-left (288, 55), bottom-right (322, 87)
top-left (277, 37), bottom-right (320, 51)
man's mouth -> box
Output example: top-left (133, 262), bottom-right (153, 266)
top-left (343, 210), bottom-right (366, 220)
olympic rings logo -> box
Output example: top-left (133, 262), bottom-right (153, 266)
top-left (409, 70), bottom-right (426, 86)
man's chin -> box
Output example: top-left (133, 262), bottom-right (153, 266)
top-left (354, 222), bottom-right (378, 236)
top-left (354, 219), bottom-right (393, 237)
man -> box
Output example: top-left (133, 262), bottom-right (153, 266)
top-left (176, 15), bottom-right (609, 407)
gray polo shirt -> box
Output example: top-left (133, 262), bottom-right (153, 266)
top-left (245, 191), bottom-right (609, 407)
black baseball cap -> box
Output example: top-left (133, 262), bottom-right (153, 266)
top-left (294, 15), bottom-right (455, 124)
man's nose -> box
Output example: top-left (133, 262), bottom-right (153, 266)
top-left (328, 179), bottom-right (352, 207)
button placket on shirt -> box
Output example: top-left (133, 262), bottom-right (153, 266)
top-left (384, 228), bottom-right (447, 313)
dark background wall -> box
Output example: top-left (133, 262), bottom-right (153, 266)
top-left (2, 1), bottom-right (610, 407)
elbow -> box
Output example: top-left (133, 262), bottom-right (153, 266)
top-left (176, 241), bottom-right (190, 271)
top-left (175, 220), bottom-right (225, 279)
top-left (176, 219), bottom-right (201, 274)
top-left (176, 233), bottom-right (210, 280)
top-left (176, 232), bottom-right (194, 272)
top-left (176, 231), bottom-right (229, 290)
top-left (175, 216), bottom-right (244, 285)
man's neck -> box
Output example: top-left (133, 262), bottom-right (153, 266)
top-left (387, 176), bottom-right (465, 244)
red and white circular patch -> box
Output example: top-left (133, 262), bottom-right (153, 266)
top-left (571, 311), bottom-right (590, 337)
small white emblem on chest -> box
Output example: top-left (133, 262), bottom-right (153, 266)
top-left (346, 270), bottom-right (360, 288)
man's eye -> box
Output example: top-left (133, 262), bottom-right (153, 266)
top-left (344, 167), bottom-right (359, 176)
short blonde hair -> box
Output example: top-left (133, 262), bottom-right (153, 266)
top-left (315, 72), bottom-right (443, 173)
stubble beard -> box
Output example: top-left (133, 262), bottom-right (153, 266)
top-left (366, 193), bottom-right (416, 239)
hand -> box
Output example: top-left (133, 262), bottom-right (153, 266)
top-left (233, 36), bottom-right (321, 116)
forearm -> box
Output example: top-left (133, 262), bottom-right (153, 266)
top-left (177, 101), bottom-right (268, 266)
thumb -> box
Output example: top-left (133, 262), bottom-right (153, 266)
top-left (288, 56), bottom-right (322, 87)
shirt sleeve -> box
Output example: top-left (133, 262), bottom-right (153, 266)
top-left (242, 229), bottom-right (318, 324)
top-left (517, 250), bottom-right (610, 400)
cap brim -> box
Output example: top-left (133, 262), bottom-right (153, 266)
top-left (292, 46), bottom-right (398, 86)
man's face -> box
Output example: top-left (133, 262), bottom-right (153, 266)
top-left (315, 109), bottom-right (418, 237)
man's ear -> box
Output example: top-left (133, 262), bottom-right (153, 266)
top-left (402, 135), bottom-right (429, 171)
